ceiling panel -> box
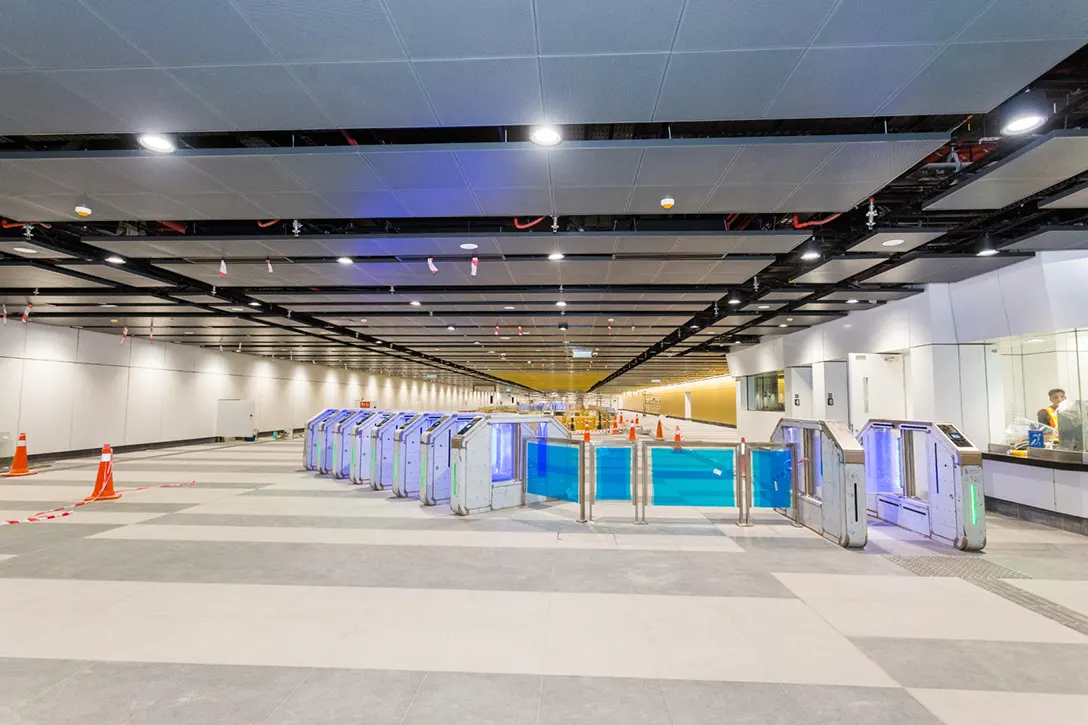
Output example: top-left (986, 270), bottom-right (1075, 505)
top-left (925, 131), bottom-right (1088, 210)
top-left (0, 267), bottom-right (109, 288)
top-left (864, 255), bottom-right (1031, 284)
top-left (1040, 181), bottom-right (1088, 210)
top-left (791, 257), bottom-right (887, 284)
top-left (820, 289), bottom-right (920, 302)
top-left (847, 229), bottom-right (947, 253)
top-left (1002, 228), bottom-right (1088, 252)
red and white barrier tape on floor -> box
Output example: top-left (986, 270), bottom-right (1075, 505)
top-left (0, 480), bottom-right (196, 526)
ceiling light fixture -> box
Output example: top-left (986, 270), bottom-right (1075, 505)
top-left (727, 297), bottom-right (741, 305)
top-left (881, 238), bottom-right (906, 247)
top-left (548, 252), bottom-right (565, 261)
top-left (847, 299), bottom-right (858, 304)
top-left (337, 256), bottom-right (353, 265)
top-left (447, 325), bottom-right (455, 331)
top-left (12, 247), bottom-right (37, 254)
top-left (184, 331), bottom-right (194, 335)
top-left (1000, 90), bottom-right (1048, 136)
top-left (459, 243), bottom-right (479, 250)
top-left (360, 318), bottom-right (367, 323)
top-left (1027, 338), bottom-right (1045, 343)
top-left (503, 305), bottom-right (515, 310)
top-left (555, 300), bottom-right (567, 307)
top-left (977, 234), bottom-right (999, 257)
top-left (230, 307), bottom-right (245, 312)
top-left (105, 255), bottom-right (125, 265)
top-left (137, 133), bottom-right (176, 153)
top-left (530, 126), bottom-right (562, 146)
top-left (779, 323), bottom-right (788, 328)
top-left (74, 204), bottom-right (92, 217)
top-left (801, 249), bottom-right (821, 261)
top-left (409, 300), bottom-right (422, 306)
top-left (757, 305), bottom-right (769, 310)
top-left (248, 301), bottom-right (260, 307)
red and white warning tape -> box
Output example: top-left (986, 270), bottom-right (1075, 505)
top-left (0, 480), bottom-right (196, 526)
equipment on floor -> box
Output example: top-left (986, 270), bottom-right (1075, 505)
top-left (449, 414), bottom-right (570, 515)
top-left (391, 412), bottom-right (446, 498)
top-left (419, 413), bottom-right (479, 506)
top-left (317, 409), bottom-right (358, 475)
top-left (771, 418), bottom-right (867, 548)
top-left (858, 419), bottom-right (986, 550)
top-left (329, 409), bottom-right (374, 479)
top-left (85, 444), bottom-right (120, 501)
top-left (303, 408), bottom-right (340, 471)
top-left (369, 411), bottom-right (413, 490)
top-left (348, 410), bottom-right (396, 486)
top-left (1, 432), bottom-right (36, 477)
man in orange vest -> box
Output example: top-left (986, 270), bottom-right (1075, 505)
top-left (1038, 388), bottom-right (1066, 430)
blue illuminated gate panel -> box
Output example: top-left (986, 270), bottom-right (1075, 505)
top-left (650, 447), bottom-right (735, 506)
top-left (595, 447), bottom-right (632, 501)
top-left (526, 440), bottom-right (579, 503)
top-left (751, 448), bottom-right (793, 508)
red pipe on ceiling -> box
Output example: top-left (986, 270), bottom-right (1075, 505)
top-left (158, 220), bottom-right (186, 234)
top-left (257, 219), bottom-right (281, 228)
top-left (514, 216), bottom-right (546, 229)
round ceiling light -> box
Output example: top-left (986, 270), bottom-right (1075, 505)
top-left (660, 195), bottom-right (675, 210)
top-left (1002, 114), bottom-right (1046, 135)
top-left (727, 298), bottom-right (741, 305)
top-left (881, 238), bottom-right (906, 247)
top-left (503, 305), bottom-right (515, 310)
top-left (459, 243), bottom-right (479, 250)
top-left (555, 300), bottom-right (567, 307)
top-left (801, 250), bottom-right (821, 261)
top-left (12, 247), bottom-right (37, 254)
top-left (337, 257), bottom-right (353, 265)
top-left (847, 299), bottom-right (859, 304)
top-left (248, 301), bottom-right (260, 307)
top-left (529, 126), bottom-right (562, 146)
top-left (548, 252), bottom-right (565, 261)
top-left (137, 133), bottom-right (176, 153)
top-left (409, 300), bottom-right (422, 306)
top-left (757, 305), bottom-right (769, 310)
top-left (447, 325), bottom-right (455, 331)
top-left (105, 255), bottom-right (125, 265)
top-left (74, 204), bottom-right (92, 217)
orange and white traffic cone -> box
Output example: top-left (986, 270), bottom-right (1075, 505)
top-left (1, 432), bottom-right (36, 477)
top-left (85, 444), bottom-right (121, 501)
top-left (583, 422), bottom-right (591, 443)
top-left (619, 413), bottom-right (624, 426)
top-left (674, 425), bottom-right (682, 443)
top-left (628, 424), bottom-right (637, 441)
top-left (655, 419), bottom-right (664, 440)
top-left (612, 417), bottom-right (619, 435)
top-left (635, 414), bottom-right (640, 428)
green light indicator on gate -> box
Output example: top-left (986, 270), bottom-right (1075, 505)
top-left (420, 451), bottom-right (427, 494)
top-left (394, 450), bottom-right (399, 481)
top-left (970, 483), bottom-right (978, 526)
top-left (452, 462), bottom-right (458, 496)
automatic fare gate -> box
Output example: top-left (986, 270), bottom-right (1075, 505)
top-left (370, 411), bottom-right (413, 491)
top-left (349, 410), bottom-right (397, 486)
top-left (321, 409), bottom-right (369, 475)
top-left (771, 418), bottom-right (867, 548)
top-left (392, 412), bottom-right (445, 498)
top-left (858, 420), bottom-right (986, 550)
top-left (419, 414), bottom-right (478, 506)
top-left (449, 414), bottom-right (570, 515)
top-left (303, 408), bottom-right (339, 470)
top-left (331, 410), bottom-right (381, 480)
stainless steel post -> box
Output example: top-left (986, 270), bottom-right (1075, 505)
top-left (737, 442), bottom-right (753, 527)
top-left (577, 442), bottom-right (587, 524)
top-left (789, 440), bottom-right (803, 527)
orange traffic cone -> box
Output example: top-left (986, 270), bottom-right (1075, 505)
top-left (2, 432), bottom-right (36, 477)
top-left (635, 414), bottom-right (640, 427)
top-left (655, 419), bottom-right (664, 440)
top-left (628, 424), bottom-right (636, 441)
top-left (583, 422), bottom-right (591, 443)
top-left (85, 444), bottom-right (121, 501)
top-left (674, 425), bottom-right (682, 443)
top-left (619, 413), bottom-right (625, 425)
top-left (612, 417), bottom-right (619, 435)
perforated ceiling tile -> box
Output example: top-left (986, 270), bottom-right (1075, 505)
top-left (542, 54), bottom-right (668, 124)
top-left (864, 255), bottom-right (1031, 284)
top-left (1003, 228), bottom-right (1088, 252)
top-left (628, 186), bottom-right (714, 214)
top-left (473, 188), bottom-right (553, 216)
top-left (791, 256), bottom-right (887, 284)
top-left (171, 65), bottom-right (333, 132)
top-left (781, 182), bottom-right (882, 213)
top-left (171, 193), bottom-right (277, 219)
top-left (243, 192), bottom-right (341, 219)
top-left (553, 187), bottom-right (632, 215)
top-left (0, 241), bottom-right (75, 260)
top-left (848, 229), bottom-right (947, 253)
top-left (231, 0), bottom-right (404, 62)
top-left (384, 0), bottom-right (535, 58)
top-left (654, 50), bottom-right (803, 121)
top-left (1041, 181), bottom-right (1088, 209)
top-left (290, 62), bottom-right (437, 128)
top-left (0, 266), bottom-right (108, 288)
top-left (724, 142), bottom-right (842, 184)
top-left (92, 193), bottom-right (205, 220)
top-left (959, 0), bottom-right (1088, 42)
top-left (814, 0), bottom-right (985, 45)
top-left (363, 151), bottom-right (468, 190)
top-left (926, 131), bottom-right (1088, 210)
top-left (820, 289), bottom-right (919, 301)
top-left (703, 183), bottom-right (799, 212)
top-left (415, 58), bottom-right (544, 127)
top-left (12, 194), bottom-right (131, 221)
top-left (674, 0), bottom-right (836, 50)
top-left (767, 45), bottom-right (941, 119)
top-left (704, 257), bottom-right (776, 283)
top-left (536, 0), bottom-right (684, 54)
top-left (0, 0), bottom-right (148, 69)
top-left (322, 191), bottom-right (411, 219)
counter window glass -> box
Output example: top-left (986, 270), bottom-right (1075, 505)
top-left (988, 331), bottom-right (1086, 453)
top-left (745, 371), bottom-right (786, 412)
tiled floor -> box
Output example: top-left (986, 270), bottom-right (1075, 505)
top-left (3, 440), bottom-right (1088, 723)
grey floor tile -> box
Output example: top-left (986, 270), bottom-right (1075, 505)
top-left (5, 661), bottom-right (201, 725)
top-left (127, 664), bottom-right (312, 724)
top-left (852, 637), bottom-right (1088, 694)
top-left (395, 547), bottom-right (556, 592)
top-left (264, 668), bottom-right (425, 725)
top-left (744, 550), bottom-right (916, 576)
top-left (0, 524), bottom-right (120, 556)
top-left (730, 536), bottom-right (842, 552)
top-left (401, 672), bottom-right (541, 725)
top-left (662, 680), bottom-right (803, 724)
top-left (538, 676), bottom-right (671, 725)
top-left (783, 684), bottom-right (942, 725)
top-left (0, 658), bottom-right (88, 711)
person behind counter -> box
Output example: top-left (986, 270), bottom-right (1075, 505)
top-left (1037, 388), bottom-right (1066, 429)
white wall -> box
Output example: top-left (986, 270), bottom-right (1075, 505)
top-left (735, 376), bottom-right (784, 441)
top-left (847, 352), bottom-right (906, 428)
top-left (812, 360), bottom-right (848, 421)
top-left (785, 366), bottom-right (813, 418)
top-left (0, 323), bottom-right (493, 455)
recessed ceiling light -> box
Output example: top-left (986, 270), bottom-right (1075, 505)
top-left (409, 300), bottom-right (421, 307)
top-left (1002, 114), bottom-right (1046, 135)
top-left (847, 299), bottom-right (858, 304)
top-left (801, 250), bottom-right (821, 261)
top-left (727, 297), bottom-right (741, 305)
top-left (757, 305), bottom-right (769, 310)
top-left (529, 126), bottom-right (561, 146)
top-left (1027, 338), bottom-right (1046, 343)
top-left (105, 255), bottom-right (125, 265)
top-left (881, 238), bottom-right (906, 247)
top-left (230, 307), bottom-right (245, 312)
top-left (248, 301), bottom-right (260, 307)
top-left (779, 323), bottom-right (788, 328)
top-left (99, 303), bottom-right (116, 308)
top-left (501, 336), bottom-right (510, 340)
top-left (360, 318), bottom-right (367, 323)
top-left (137, 133), bottom-right (176, 153)
top-left (110, 319), bottom-right (118, 324)
top-left (473, 341), bottom-right (480, 345)
top-left (555, 300), bottom-right (567, 307)
top-left (459, 243), bottom-right (479, 250)
top-left (12, 246), bottom-right (37, 254)
top-left (337, 256), bottom-right (353, 265)
top-left (503, 305), bottom-right (515, 310)
top-left (548, 252), bottom-right (565, 261)
top-left (184, 331), bottom-right (194, 335)
top-left (488, 350), bottom-right (495, 354)
top-left (447, 325), bottom-right (455, 331)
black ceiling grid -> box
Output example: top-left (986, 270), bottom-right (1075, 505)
top-left (0, 4), bottom-right (1086, 393)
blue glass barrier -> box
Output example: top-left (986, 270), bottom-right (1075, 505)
top-left (595, 446), bottom-right (632, 501)
top-left (526, 441), bottom-right (579, 502)
top-left (751, 448), bottom-right (793, 508)
top-left (650, 447), bottom-right (735, 506)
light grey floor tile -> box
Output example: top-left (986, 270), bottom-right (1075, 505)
top-left (731, 536), bottom-right (841, 552)
top-left (394, 547), bottom-right (556, 592)
top-left (5, 661), bottom-right (201, 725)
top-left (127, 664), bottom-right (312, 724)
top-left (747, 550), bottom-right (916, 576)
top-left (783, 684), bottom-right (942, 725)
top-left (661, 680), bottom-right (803, 724)
top-left (538, 676), bottom-right (671, 725)
top-left (400, 672), bottom-right (541, 725)
top-left (0, 524), bottom-right (120, 556)
top-left (852, 637), bottom-right (1088, 694)
top-left (264, 668), bottom-right (425, 725)
top-left (0, 658), bottom-right (88, 711)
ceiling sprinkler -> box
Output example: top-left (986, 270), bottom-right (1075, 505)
top-left (291, 219), bottom-right (302, 238)
top-left (660, 195), bottom-right (675, 210)
top-left (865, 198), bottom-right (877, 230)
top-left (23, 223), bottom-right (32, 240)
